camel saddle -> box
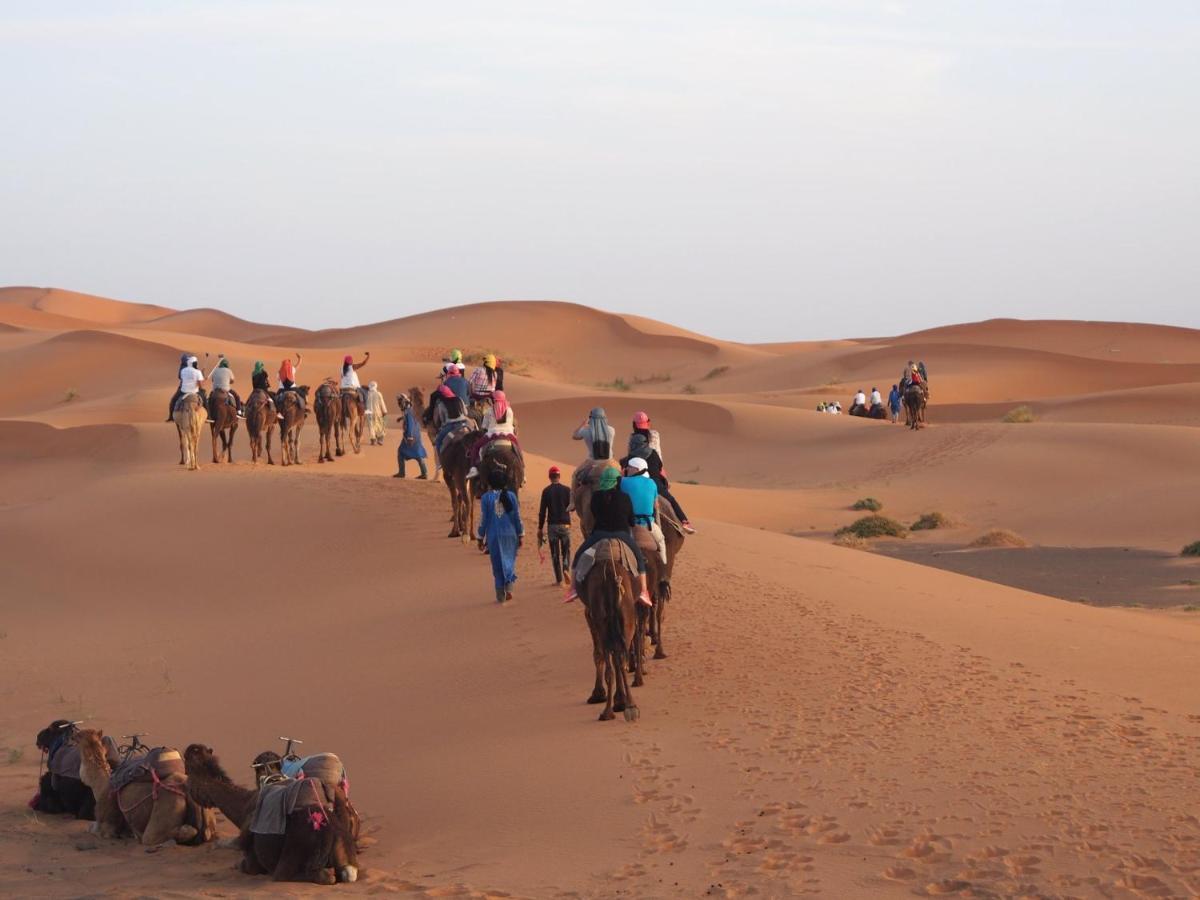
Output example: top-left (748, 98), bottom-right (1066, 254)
top-left (482, 438), bottom-right (514, 457)
top-left (250, 776), bottom-right (328, 835)
top-left (657, 498), bottom-right (685, 537)
top-left (109, 747), bottom-right (185, 794)
top-left (574, 537), bottom-right (640, 585)
top-left (281, 753), bottom-right (349, 802)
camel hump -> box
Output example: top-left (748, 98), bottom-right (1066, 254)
top-left (576, 538), bottom-right (639, 584)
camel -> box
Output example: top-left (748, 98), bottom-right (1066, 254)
top-left (183, 744), bottom-right (358, 884)
top-left (245, 389), bottom-right (276, 465)
top-left (173, 393), bottom-right (208, 470)
top-left (208, 388), bottom-right (239, 463)
top-left (314, 381), bottom-right (341, 462)
top-left (579, 541), bottom-right (641, 721)
top-left (571, 459), bottom-right (620, 538)
top-left (640, 498), bottom-right (687, 663)
top-left (252, 749), bottom-right (361, 843)
top-left (340, 389), bottom-right (365, 455)
top-left (279, 387), bottom-right (309, 466)
top-left (75, 729), bottom-right (216, 848)
top-left (438, 423), bottom-right (478, 539)
top-left (904, 385), bottom-right (927, 430)
top-left (474, 439), bottom-right (524, 512)
top-left (31, 720), bottom-right (116, 819)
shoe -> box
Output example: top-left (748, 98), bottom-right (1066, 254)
top-left (638, 590), bottom-right (654, 607)
top-left (563, 586), bottom-right (578, 603)
top-left (393, 472), bottom-right (404, 478)
top-left (682, 521), bottom-right (696, 534)
top-left (416, 474), bottom-right (428, 480)
top-left (466, 467), bottom-right (478, 480)
top-left (165, 417), bottom-right (174, 423)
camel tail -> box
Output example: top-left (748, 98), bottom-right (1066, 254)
top-left (603, 562), bottom-right (628, 668)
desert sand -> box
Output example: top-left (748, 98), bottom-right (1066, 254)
top-left (1, 285), bottom-right (1199, 898)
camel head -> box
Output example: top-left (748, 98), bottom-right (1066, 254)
top-left (408, 386), bottom-right (424, 412)
top-left (183, 743), bottom-right (231, 782)
top-left (36, 720), bottom-right (73, 751)
top-left (73, 728), bottom-right (109, 769)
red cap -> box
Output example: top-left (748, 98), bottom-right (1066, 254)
top-left (548, 466), bottom-right (561, 477)
top-left (343, 354), bottom-right (353, 364)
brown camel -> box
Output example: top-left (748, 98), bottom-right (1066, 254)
top-left (571, 459), bottom-right (620, 538)
top-left (314, 381), bottom-right (341, 463)
top-left (252, 750), bottom-right (361, 843)
top-left (279, 387), bottom-right (308, 466)
top-left (340, 389), bottom-right (365, 455)
top-left (438, 423), bottom-right (478, 539)
top-left (173, 393), bottom-right (208, 470)
top-left (474, 439), bottom-right (524, 509)
top-left (208, 388), bottom-right (239, 463)
top-left (245, 388), bottom-right (276, 465)
top-left (75, 729), bottom-right (216, 848)
top-left (183, 744), bottom-right (358, 885)
top-left (904, 384), bottom-right (928, 430)
top-left (579, 542), bottom-right (641, 722)
top-left (635, 498), bottom-right (688, 666)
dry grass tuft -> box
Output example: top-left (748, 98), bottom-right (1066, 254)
top-left (912, 511), bottom-right (950, 531)
top-left (1181, 541), bottom-right (1200, 557)
top-left (852, 497), bottom-right (882, 512)
top-left (835, 515), bottom-right (907, 539)
top-left (833, 533), bottom-right (873, 551)
top-left (1002, 405), bottom-right (1035, 423)
top-left (969, 529), bottom-right (1029, 548)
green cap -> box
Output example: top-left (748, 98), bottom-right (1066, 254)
top-left (598, 466), bottom-right (620, 491)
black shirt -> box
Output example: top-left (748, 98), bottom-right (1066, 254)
top-left (252, 370), bottom-right (271, 392)
top-left (591, 489), bottom-right (635, 533)
top-left (539, 483), bottom-right (572, 529)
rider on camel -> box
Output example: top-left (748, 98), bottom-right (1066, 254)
top-left (277, 352), bottom-right (305, 412)
top-left (563, 466), bottom-right (653, 608)
top-left (625, 411), bottom-right (695, 533)
top-left (465, 390), bottom-right (522, 480)
top-left (166, 354), bottom-right (208, 421)
top-left (851, 389), bottom-right (867, 414)
top-left (208, 356), bottom-right (244, 419)
top-left (621, 456), bottom-right (668, 565)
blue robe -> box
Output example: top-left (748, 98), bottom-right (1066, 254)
top-left (399, 408), bottom-right (427, 459)
top-left (479, 489), bottom-right (523, 589)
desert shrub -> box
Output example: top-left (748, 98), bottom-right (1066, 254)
top-left (681, 384), bottom-right (697, 395)
top-left (597, 378), bottom-right (631, 392)
top-left (702, 365), bottom-right (730, 381)
top-left (679, 479), bottom-right (700, 485)
top-left (64, 388), bottom-right (79, 402)
top-left (852, 497), bottom-right (882, 512)
top-left (1181, 541), bottom-right (1200, 557)
top-left (1002, 405), bottom-right (1035, 423)
top-left (969, 529), bottom-right (1029, 548)
top-left (7, 747), bottom-right (22, 765)
top-left (835, 515), bottom-right (907, 539)
top-left (633, 373), bottom-right (672, 385)
top-left (911, 512), bottom-right (949, 531)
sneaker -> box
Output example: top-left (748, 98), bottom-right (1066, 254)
top-left (393, 472), bottom-right (404, 478)
top-left (466, 466), bottom-right (479, 480)
top-left (563, 586), bottom-right (579, 603)
top-left (682, 521), bottom-right (696, 534)
top-left (416, 474), bottom-right (428, 480)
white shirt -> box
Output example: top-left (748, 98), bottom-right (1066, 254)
top-left (484, 409), bottom-right (517, 436)
top-left (853, 392), bottom-right (866, 407)
top-left (179, 367), bottom-right (205, 395)
top-left (340, 367), bottom-right (361, 390)
top-left (870, 390), bottom-right (882, 406)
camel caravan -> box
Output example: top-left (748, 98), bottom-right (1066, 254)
top-left (167, 352), bottom-right (374, 469)
top-left (30, 720), bottom-right (361, 885)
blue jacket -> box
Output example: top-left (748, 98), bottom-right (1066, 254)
top-left (888, 388), bottom-right (901, 412)
top-left (620, 474), bottom-right (659, 525)
top-left (443, 375), bottom-right (470, 405)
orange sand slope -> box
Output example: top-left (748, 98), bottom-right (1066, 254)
top-left (2, 286), bottom-right (1199, 898)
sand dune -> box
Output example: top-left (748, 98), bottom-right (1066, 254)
top-left (2, 286), bottom-right (1200, 898)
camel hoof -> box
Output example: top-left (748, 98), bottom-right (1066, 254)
top-left (339, 865), bottom-right (359, 883)
top-left (586, 691), bottom-right (606, 704)
top-left (599, 710), bottom-right (615, 721)
top-left (654, 648), bottom-right (667, 660)
top-left (314, 869), bottom-right (337, 885)
top-left (623, 706), bottom-right (640, 722)
top-left (175, 825), bottom-right (199, 844)
top-left (318, 457), bottom-right (325, 463)
top-left (613, 699), bottom-right (626, 713)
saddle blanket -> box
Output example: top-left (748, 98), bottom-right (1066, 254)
top-left (109, 747), bottom-right (185, 794)
top-left (251, 776), bottom-right (327, 835)
top-left (281, 753), bottom-right (348, 801)
top-left (573, 537), bottom-right (640, 585)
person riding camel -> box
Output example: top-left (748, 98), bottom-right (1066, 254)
top-left (465, 390), bottom-right (521, 480)
top-left (165, 352), bottom-right (189, 421)
top-left (851, 388), bottom-right (867, 414)
top-left (573, 407), bottom-right (615, 462)
top-left (621, 457), bottom-right (668, 565)
top-left (493, 357), bottom-right (505, 393)
top-left (167, 354), bottom-right (209, 421)
top-left (431, 383), bottom-right (474, 453)
top-left (208, 356), bottom-right (244, 419)
top-left (442, 361), bottom-right (470, 407)
top-left (869, 386), bottom-right (882, 408)
top-left (917, 361), bottom-right (929, 395)
top-left (624, 413), bottom-right (695, 533)
top-left (340, 352), bottom-right (369, 392)
top-left (276, 352), bottom-right (305, 412)
top-left (900, 360), bottom-right (915, 392)
top-left (563, 466), bottom-right (653, 607)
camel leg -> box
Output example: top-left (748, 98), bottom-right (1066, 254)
top-left (228, 423), bottom-right (237, 461)
top-left (631, 608), bottom-right (646, 687)
top-left (654, 598), bottom-right (668, 660)
top-left (588, 617), bottom-right (607, 704)
top-left (600, 654), bottom-right (615, 721)
top-left (211, 424), bottom-right (220, 463)
top-left (176, 424), bottom-right (185, 465)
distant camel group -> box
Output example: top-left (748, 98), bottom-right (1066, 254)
top-left (32, 720), bottom-right (360, 885)
top-left (171, 383), bottom-right (366, 469)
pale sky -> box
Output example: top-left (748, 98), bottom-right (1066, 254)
top-left (2, 1), bottom-right (1198, 341)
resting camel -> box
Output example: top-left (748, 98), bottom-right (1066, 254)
top-left (279, 387), bottom-right (308, 466)
top-left (904, 385), bottom-right (928, 430)
top-left (340, 389), bottom-right (364, 455)
top-left (245, 389), bottom-right (276, 465)
top-left (183, 744), bottom-right (358, 884)
top-left (173, 393), bottom-right (208, 470)
top-left (252, 749), bottom-right (361, 843)
top-left (75, 729), bottom-right (216, 848)
top-left (314, 381), bottom-right (341, 462)
top-left (31, 720), bottom-right (117, 819)
top-left (208, 388), bottom-right (239, 463)
top-left (579, 542), bottom-right (641, 721)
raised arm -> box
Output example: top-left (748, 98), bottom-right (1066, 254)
top-left (352, 351), bottom-right (370, 371)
